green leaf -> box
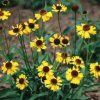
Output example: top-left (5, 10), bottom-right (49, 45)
top-left (20, 91), bottom-right (25, 100)
top-left (76, 38), bottom-right (83, 55)
top-left (0, 89), bottom-right (18, 99)
top-left (29, 92), bottom-right (48, 100)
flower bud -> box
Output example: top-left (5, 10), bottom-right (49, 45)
top-left (72, 4), bottom-right (79, 12)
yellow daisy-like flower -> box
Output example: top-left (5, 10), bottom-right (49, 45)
top-left (50, 33), bottom-right (61, 48)
top-left (45, 75), bottom-right (63, 91)
top-left (37, 61), bottom-right (54, 77)
top-left (66, 68), bottom-right (83, 85)
top-left (0, 9), bottom-right (11, 20)
top-left (9, 24), bottom-right (23, 36)
top-left (60, 36), bottom-right (70, 47)
top-left (16, 74), bottom-right (29, 90)
top-left (71, 56), bottom-right (85, 69)
top-left (19, 23), bottom-right (29, 35)
top-left (25, 19), bottom-right (39, 33)
top-left (35, 9), bottom-right (53, 22)
top-left (1, 61), bottom-right (19, 75)
top-left (90, 62), bottom-right (100, 78)
top-left (52, 4), bottom-right (67, 12)
top-left (30, 37), bottom-right (47, 52)
top-left (76, 23), bottom-right (96, 39)
top-left (56, 52), bottom-right (71, 64)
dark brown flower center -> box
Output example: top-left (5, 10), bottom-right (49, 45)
top-left (72, 5), bottom-right (79, 12)
top-left (40, 10), bottom-right (47, 15)
top-left (2, 0), bottom-right (9, 5)
top-left (54, 39), bottom-right (60, 45)
top-left (28, 23), bottom-right (34, 29)
top-left (75, 59), bottom-right (81, 64)
top-left (83, 10), bottom-right (87, 14)
top-left (62, 39), bottom-right (68, 44)
top-left (56, 5), bottom-right (62, 10)
top-left (19, 78), bottom-right (25, 84)
top-left (95, 66), bottom-right (100, 72)
top-left (13, 28), bottom-right (20, 33)
top-left (71, 70), bottom-right (78, 77)
top-left (6, 62), bottom-right (12, 69)
top-left (36, 40), bottom-right (43, 46)
top-left (0, 11), bottom-right (4, 16)
top-left (83, 25), bottom-right (90, 31)
top-left (51, 79), bottom-right (57, 85)
top-left (0, 25), bottom-right (2, 30)
top-left (21, 24), bottom-right (26, 30)
top-left (41, 76), bottom-right (46, 82)
top-left (61, 53), bottom-right (68, 58)
top-left (43, 66), bottom-right (49, 73)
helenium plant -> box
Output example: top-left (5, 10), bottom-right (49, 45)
top-left (0, 0), bottom-right (100, 100)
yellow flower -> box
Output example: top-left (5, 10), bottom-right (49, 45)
top-left (45, 75), bottom-right (63, 91)
top-left (35, 9), bottom-right (53, 22)
top-left (56, 52), bottom-right (71, 64)
top-left (52, 4), bottom-right (67, 12)
top-left (71, 56), bottom-right (85, 69)
top-left (9, 24), bottom-right (23, 36)
top-left (1, 61), bottom-right (19, 75)
top-left (16, 74), bottom-right (29, 90)
top-left (50, 33), bottom-right (61, 48)
top-left (25, 19), bottom-right (39, 33)
top-left (66, 68), bottom-right (83, 85)
top-left (19, 23), bottom-right (30, 35)
top-left (76, 24), bottom-right (96, 39)
top-left (0, 9), bottom-right (11, 20)
top-left (90, 62), bottom-right (100, 78)
top-left (37, 61), bottom-right (54, 77)
top-left (30, 37), bottom-right (47, 52)
top-left (60, 36), bottom-right (70, 47)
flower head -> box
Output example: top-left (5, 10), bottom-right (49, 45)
top-left (72, 4), bottom-right (79, 12)
top-left (19, 23), bottom-right (28, 35)
top-left (52, 4), bottom-right (67, 12)
top-left (90, 62), bottom-right (100, 78)
top-left (35, 10), bottom-right (53, 22)
top-left (66, 67), bottom-right (83, 85)
top-left (76, 23), bottom-right (96, 39)
top-left (25, 19), bottom-right (39, 33)
top-left (56, 52), bottom-right (71, 64)
top-left (50, 33), bottom-right (61, 48)
top-left (37, 61), bottom-right (54, 77)
top-left (71, 56), bottom-right (85, 69)
top-left (1, 61), bottom-right (19, 75)
top-left (30, 37), bottom-right (47, 52)
top-left (60, 36), bottom-right (70, 47)
top-left (45, 75), bottom-right (63, 91)
top-left (2, 0), bottom-right (9, 6)
top-left (0, 9), bottom-right (11, 20)
top-left (9, 24), bottom-right (23, 36)
top-left (16, 74), bottom-right (29, 90)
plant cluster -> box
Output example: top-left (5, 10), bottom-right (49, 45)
top-left (0, 0), bottom-right (100, 100)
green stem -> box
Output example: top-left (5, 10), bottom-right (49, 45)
top-left (29, 34), bottom-right (34, 64)
top-left (74, 12), bottom-right (77, 55)
top-left (21, 36), bottom-right (31, 68)
top-left (53, 48), bottom-right (56, 63)
top-left (18, 36), bottom-right (30, 71)
top-left (58, 12), bottom-right (62, 35)
top-left (84, 40), bottom-right (89, 64)
top-left (1, 21), bottom-right (10, 60)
